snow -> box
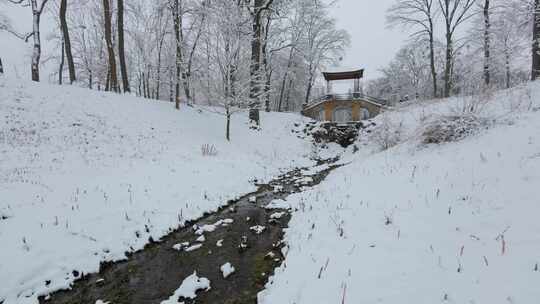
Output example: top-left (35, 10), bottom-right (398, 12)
top-left (222, 218), bottom-right (234, 225)
top-left (195, 225), bottom-right (216, 235)
top-left (172, 242), bottom-right (190, 251)
top-left (160, 272), bottom-right (210, 304)
top-left (216, 239), bottom-right (224, 247)
top-left (3, 59), bottom-right (539, 304)
top-left (259, 83), bottom-right (540, 303)
top-left (184, 244), bottom-right (203, 253)
top-left (0, 76), bottom-right (314, 303)
top-left (270, 212), bottom-right (286, 219)
top-left (265, 199), bottom-right (290, 209)
top-left (250, 225), bottom-right (266, 235)
top-left (220, 262), bottom-right (235, 278)
top-left (195, 235), bottom-right (206, 242)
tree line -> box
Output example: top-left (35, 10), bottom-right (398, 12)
top-left (371, 0), bottom-right (540, 102)
top-left (4, 0), bottom-right (539, 112)
top-left (1, 0), bottom-right (349, 126)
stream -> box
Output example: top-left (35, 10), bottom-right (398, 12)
top-left (39, 159), bottom-right (340, 304)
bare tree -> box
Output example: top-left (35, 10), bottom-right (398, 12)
top-left (59, 0), bottom-right (76, 84)
top-left (0, 12), bottom-right (13, 74)
top-left (482, 0), bottom-right (491, 86)
top-left (183, 0), bottom-right (208, 105)
top-left (438, 0), bottom-right (477, 97)
top-left (6, 0), bottom-right (50, 81)
top-left (388, 0), bottom-right (439, 98)
top-left (171, 0), bottom-right (184, 109)
top-left (102, 0), bottom-right (119, 92)
top-left (248, 0), bottom-right (274, 126)
top-left (301, 0), bottom-right (349, 105)
top-left (117, 0), bottom-right (130, 92)
top-left (492, 1), bottom-right (527, 88)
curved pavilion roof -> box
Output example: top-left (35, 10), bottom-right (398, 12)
top-left (323, 69), bottom-right (364, 81)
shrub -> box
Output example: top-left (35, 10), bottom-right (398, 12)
top-left (370, 113), bottom-right (403, 151)
top-left (421, 114), bottom-right (489, 145)
top-left (201, 144), bottom-right (218, 156)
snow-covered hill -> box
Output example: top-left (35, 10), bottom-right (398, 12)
top-left (3, 75), bottom-right (540, 304)
top-left (259, 83), bottom-right (540, 303)
top-left (0, 77), bottom-right (315, 304)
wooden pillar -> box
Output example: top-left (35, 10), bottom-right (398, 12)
top-left (354, 78), bottom-right (360, 92)
top-left (327, 80), bottom-right (332, 94)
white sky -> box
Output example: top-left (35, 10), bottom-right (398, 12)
top-left (329, 0), bottom-right (406, 81)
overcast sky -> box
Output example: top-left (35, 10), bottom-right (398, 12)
top-left (329, 0), bottom-right (406, 81)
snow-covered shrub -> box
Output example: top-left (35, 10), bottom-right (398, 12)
top-left (450, 90), bottom-right (493, 116)
top-left (370, 113), bottom-right (403, 151)
top-left (421, 114), bottom-right (490, 145)
top-left (201, 144), bottom-right (218, 156)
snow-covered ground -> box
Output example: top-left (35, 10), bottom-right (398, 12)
top-left (3, 72), bottom-right (540, 304)
top-left (259, 83), bottom-right (540, 303)
top-left (0, 77), bottom-right (316, 304)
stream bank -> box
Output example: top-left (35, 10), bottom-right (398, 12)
top-left (39, 159), bottom-right (340, 304)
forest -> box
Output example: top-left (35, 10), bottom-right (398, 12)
top-left (1, 0), bottom-right (540, 113)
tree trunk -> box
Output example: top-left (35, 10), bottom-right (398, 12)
top-left (249, 0), bottom-right (270, 126)
top-left (156, 36), bottom-right (164, 100)
top-left (137, 72), bottom-right (142, 97)
top-left (505, 49), bottom-right (511, 89)
top-left (249, 20), bottom-right (262, 124)
top-left (30, 0), bottom-right (46, 82)
top-left (277, 73), bottom-right (287, 112)
top-left (428, 19), bottom-right (438, 98)
top-left (103, 0), bottom-right (119, 92)
top-left (105, 67), bottom-right (111, 91)
top-left (262, 13), bottom-right (272, 112)
top-left (483, 0), bottom-right (491, 86)
top-left (88, 68), bottom-right (93, 89)
top-left (226, 109), bottom-right (231, 142)
top-left (277, 48), bottom-right (294, 112)
top-left (304, 67), bottom-right (315, 105)
top-left (60, 0), bottom-right (76, 84)
top-left (182, 71), bottom-right (191, 105)
top-left (169, 68), bottom-right (174, 102)
top-left (183, 6), bottom-right (205, 106)
top-left (59, 41), bottom-right (65, 84)
top-left (264, 71), bottom-right (272, 112)
top-left (284, 77), bottom-right (293, 112)
top-left (117, 0), bottom-right (130, 93)
top-left (0, 57), bottom-right (4, 74)
top-left (145, 68), bottom-right (151, 98)
top-left (142, 72), bottom-right (147, 98)
top-left (172, 0), bottom-right (183, 109)
top-left (443, 30), bottom-right (453, 97)
top-left (532, 0), bottom-right (540, 80)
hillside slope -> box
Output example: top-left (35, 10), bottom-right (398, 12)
top-left (0, 77), bottom-right (316, 304)
top-left (259, 84), bottom-right (540, 304)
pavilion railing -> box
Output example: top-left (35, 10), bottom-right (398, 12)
top-left (308, 92), bottom-right (388, 106)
